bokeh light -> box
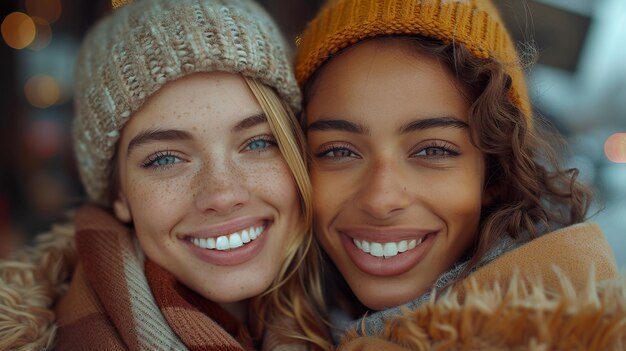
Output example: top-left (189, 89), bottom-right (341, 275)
top-left (604, 133), bottom-right (626, 163)
top-left (24, 118), bottom-right (65, 158)
top-left (26, 0), bottom-right (63, 24)
top-left (1, 12), bottom-right (36, 50)
top-left (28, 17), bottom-right (52, 50)
top-left (26, 172), bottom-right (66, 215)
top-left (24, 75), bottom-right (61, 108)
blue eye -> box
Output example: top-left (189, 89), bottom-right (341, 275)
top-left (142, 151), bottom-right (182, 168)
top-left (248, 139), bottom-right (270, 150)
top-left (155, 155), bottom-right (179, 165)
top-left (244, 135), bottom-right (277, 152)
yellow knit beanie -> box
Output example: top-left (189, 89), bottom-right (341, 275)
top-left (295, 0), bottom-right (531, 122)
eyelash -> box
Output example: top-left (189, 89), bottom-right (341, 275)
top-left (243, 135), bottom-right (278, 153)
top-left (315, 143), bottom-right (360, 160)
top-left (139, 135), bottom-right (277, 170)
top-left (314, 140), bottom-right (460, 161)
top-left (142, 150), bottom-right (183, 169)
top-left (410, 140), bottom-right (460, 158)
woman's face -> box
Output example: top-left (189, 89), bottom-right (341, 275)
top-left (306, 39), bottom-right (488, 310)
top-left (114, 72), bottom-right (300, 303)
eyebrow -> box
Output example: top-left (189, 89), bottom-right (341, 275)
top-left (307, 119), bottom-right (370, 135)
top-left (126, 113), bottom-right (268, 156)
top-left (399, 117), bottom-right (468, 134)
top-left (127, 129), bottom-right (193, 156)
top-left (232, 113), bottom-right (267, 132)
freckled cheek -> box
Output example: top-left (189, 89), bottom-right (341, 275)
top-left (127, 176), bottom-right (191, 208)
top-left (123, 175), bottom-right (193, 243)
top-left (246, 159), bottom-right (299, 208)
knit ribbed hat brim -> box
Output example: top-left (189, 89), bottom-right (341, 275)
top-left (295, 0), bottom-right (531, 123)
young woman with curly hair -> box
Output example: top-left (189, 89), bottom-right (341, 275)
top-left (295, 0), bottom-right (622, 348)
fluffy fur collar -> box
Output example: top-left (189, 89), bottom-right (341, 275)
top-left (339, 271), bottom-right (626, 350)
top-left (0, 222), bottom-right (76, 350)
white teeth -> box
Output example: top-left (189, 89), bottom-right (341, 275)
top-left (398, 240), bottom-right (408, 253)
top-left (229, 233), bottom-right (243, 248)
top-left (383, 242), bottom-right (398, 258)
top-left (241, 230), bottom-right (250, 243)
top-left (370, 243), bottom-right (384, 257)
top-left (189, 224), bottom-right (265, 251)
top-left (362, 241), bottom-right (370, 253)
top-left (353, 235), bottom-right (428, 258)
top-left (216, 236), bottom-right (229, 250)
top-left (207, 237), bottom-right (216, 249)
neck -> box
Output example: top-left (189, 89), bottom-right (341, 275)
top-left (219, 300), bottom-right (249, 323)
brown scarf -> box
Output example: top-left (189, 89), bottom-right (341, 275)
top-left (145, 258), bottom-right (254, 350)
top-left (54, 205), bottom-right (253, 350)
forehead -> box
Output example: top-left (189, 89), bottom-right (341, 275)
top-left (121, 73), bottom-right (262, 134)
top-left (306, 39), bottom-right (470, 126)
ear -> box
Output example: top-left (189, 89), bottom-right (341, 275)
top-left (113, 193), bottom-right (132, 223)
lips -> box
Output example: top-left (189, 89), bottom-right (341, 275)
top-left (338, 228), bottom-right (437, 277)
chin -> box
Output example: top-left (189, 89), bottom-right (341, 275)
top-left (354, 287), bottom-right (417, 311)
top-left (205, 278), bottom-right (273, 303)
top-left (343, 271), bottom-right (431, 311)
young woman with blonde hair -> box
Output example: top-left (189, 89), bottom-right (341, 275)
top-left (0, 0), bottom-right (331, 349)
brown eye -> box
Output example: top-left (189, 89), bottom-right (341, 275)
top-left (423, 147), bottom-right (447, 156)
top-left (410, 141), bottom-right (460, 159)
top-left (325, 149), bottom-right (354, 158)
top-left (317, 146), bottom-right (359, 159)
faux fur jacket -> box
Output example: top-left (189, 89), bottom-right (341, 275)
top-left (337, 223), bottom-right (625, 350)
top-left (338, 273), bottom-right (626, 350)
top-left (1, 222), bottom-right (625, 350)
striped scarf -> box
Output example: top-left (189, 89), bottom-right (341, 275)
top-left (54, 205), bottom-right (252, 350)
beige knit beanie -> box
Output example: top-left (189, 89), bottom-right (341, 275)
top-left (73, 0), bottom-right (301, 206)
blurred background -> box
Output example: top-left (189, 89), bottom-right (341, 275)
top-left (1, 0), bottom-right (624, 268)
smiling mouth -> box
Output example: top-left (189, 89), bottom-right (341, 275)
top-left (187, 224), bottom-right (266, 251)
top-left (352, 234), bottom-right (432, 259)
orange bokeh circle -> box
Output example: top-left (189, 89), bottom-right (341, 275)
top-left (604, 133), bottom-right (626, 163)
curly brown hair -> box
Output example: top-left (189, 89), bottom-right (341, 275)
top-left (302, 35), bottom-right (593, 282)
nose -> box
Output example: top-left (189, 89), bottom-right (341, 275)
top-left (354, 157), bottom-right (411, 220)
top-left (193, 159), bottom-right (250, 215)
